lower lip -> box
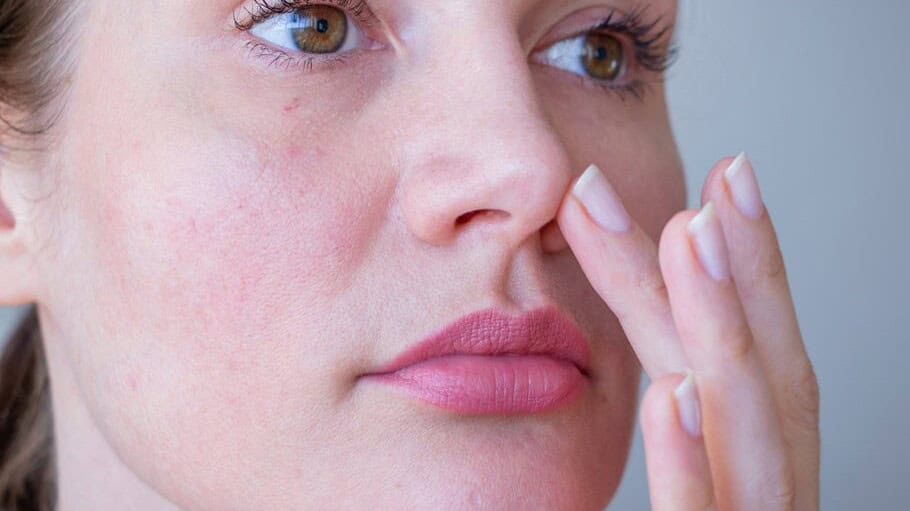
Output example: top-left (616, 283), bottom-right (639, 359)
top-left (361, 355), bottom-right (589, 414)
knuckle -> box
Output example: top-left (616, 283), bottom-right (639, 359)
top-left (746, 237), bottom-right (788, 290)
top-left (634, 266), bottom-right (669, 307)
top-left (781, 358), bottom-right (821, 432)
top-left (756, 458), bottom-right (797, 511)
top-left (771, 478), bottom-right (798, 511)
top-left (689, 490), bottom-right (717, 511)
top-left (765, 482), bottom-right (797, 511)
top-left (716, 321), bottom-right (755, 365)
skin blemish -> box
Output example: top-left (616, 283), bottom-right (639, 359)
top-left (283, 97), bottom-right (302, 114)
top-left (127, 371), bottom-right (139, 392)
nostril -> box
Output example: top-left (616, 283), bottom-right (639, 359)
top-left (455, 209), bottom-right (487, 225)
top-left (455, 209), bottom-right (508, 226)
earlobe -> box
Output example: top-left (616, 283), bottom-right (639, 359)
top-left (0, 167), bottom-right (35, 306)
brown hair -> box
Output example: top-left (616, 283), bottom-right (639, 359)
top-left (0, 307), bottom-right (54, 511)
top-left (1, 0), bottom-right (82, 509)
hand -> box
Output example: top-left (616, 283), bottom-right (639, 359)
top-left (557, 153), bottom-right (820, 510)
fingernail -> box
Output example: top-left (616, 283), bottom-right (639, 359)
top-left (723, 151), bottom-right (765, 220)
top-left (687, 202), bottom-right (731, 281)
top-left (571, 164), bottom-right (632, 234)
top-left (673, 370), bottom-right (702, 438)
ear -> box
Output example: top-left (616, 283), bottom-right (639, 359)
top-left (0, 151), bottom-right (38, 306)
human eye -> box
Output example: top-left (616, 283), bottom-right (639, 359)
top-left (530, 6), bottom-right (678, 102)
top-left (232, 0), bottom-right (383, 73)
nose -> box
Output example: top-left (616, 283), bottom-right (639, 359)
top-left (394, 12), bottom-right (574, 249)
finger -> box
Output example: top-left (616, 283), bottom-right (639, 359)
top-left (642, 372), bottom-right (716, 511)
top-left (659, 204), bottom-right (795, 510)
top-left (702, 153), bottom-right (819, 509)
top-left (557, 163), bottom-right (687, 377)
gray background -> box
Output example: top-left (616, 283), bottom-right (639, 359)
top-left (2, 0), bottom-right (908, 508)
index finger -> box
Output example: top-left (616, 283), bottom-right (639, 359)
top-left (557, 163), bottom-right (687, 377)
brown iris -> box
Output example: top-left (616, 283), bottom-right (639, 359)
top-left (582, 33), bottom-right (624, 81)
top-left (290, 5), bottom-right (347, 54)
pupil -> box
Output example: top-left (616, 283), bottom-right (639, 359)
top-left (596, 46), bottom-right (608, 61)
top-left (316, 18), bottom-right (329, 32)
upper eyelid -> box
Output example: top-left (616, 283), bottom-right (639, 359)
top-left (531, 6), bottom-right (677, 72)
top-left (231, 0), bottom-right (380, 31)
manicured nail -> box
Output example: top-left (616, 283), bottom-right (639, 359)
top-left (571, 164), bottom-right (632, 234)
top-left (724, 152), bottom-right (765, 220)
top-left (687, 202), bottom-right (731, 281)
top-left (673, 370), bottom-right (702, 438)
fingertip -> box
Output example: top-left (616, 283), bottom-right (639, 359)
top-left (700, 156), bottom-right (739, 207)
top-left (555, 185), bottom-right (587, 243)
top-left (640, 373), bottom-right (688, 431)
top-left (657, 209), bottom-right (699, 281)
top-left (642, 373), bottom-right (716, 511)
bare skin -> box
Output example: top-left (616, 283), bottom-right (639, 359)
top-left (0, 1), bottom-right (818, 509)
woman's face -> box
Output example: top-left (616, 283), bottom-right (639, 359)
top-left (29, 0), bottom-right (683, 508)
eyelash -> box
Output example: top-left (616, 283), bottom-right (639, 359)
top-left (234, 0), bottom-right (377, 30)
top-left (233, 1), bottom-right (678, 102)
top-left (574, 5), bottom-right (679, 102)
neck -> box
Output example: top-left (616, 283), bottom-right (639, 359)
top-left (41, 310), bottom-right (182, 511)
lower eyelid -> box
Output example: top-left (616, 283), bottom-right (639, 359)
top-left (529, 59), bottom-right (650, 100)
top-left (238, 37), bottom-right (386, 77)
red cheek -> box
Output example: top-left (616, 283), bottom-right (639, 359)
top-left (284, 145), bottom-right (326, 162)
top-left (127, 371), bottom-right (140, 392)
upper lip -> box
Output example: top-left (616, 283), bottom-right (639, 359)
top-left (364, 305), bottom-right (592, 377)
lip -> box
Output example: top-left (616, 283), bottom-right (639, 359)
top-left (359, 305), bottom-right (593, 414)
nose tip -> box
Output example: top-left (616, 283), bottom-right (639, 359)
top-left (398, 137), bottom-right (573, 248)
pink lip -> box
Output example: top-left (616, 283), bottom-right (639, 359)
top-left (360, 306), bottom-right (592, 415)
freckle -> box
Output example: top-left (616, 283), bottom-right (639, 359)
top-left (127, 374), bottom-right (138, 392)
top-left (283, 97), bottom-right (302, 113)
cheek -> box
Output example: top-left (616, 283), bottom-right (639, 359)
top-left (81, 128), bottom-right (372, 340)
top-left (52, 119), bottom-right (389, 506)
top-left (60, 117), bottom-right (381, 406)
